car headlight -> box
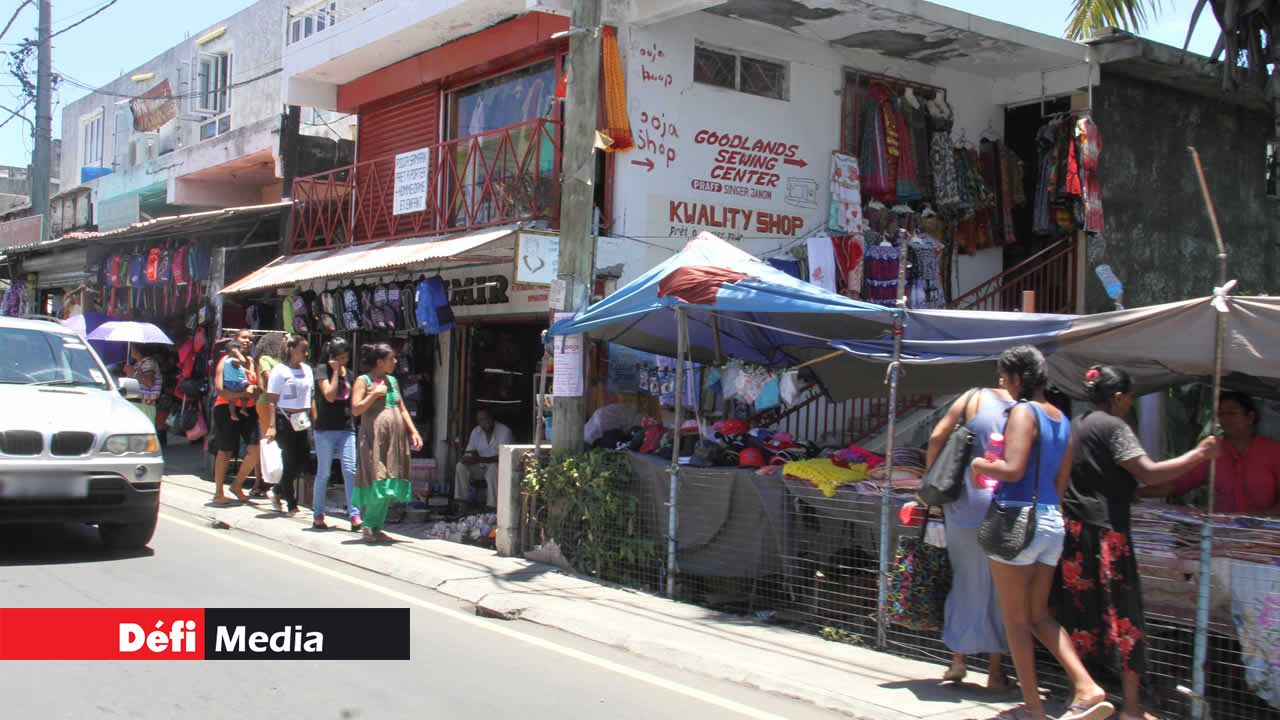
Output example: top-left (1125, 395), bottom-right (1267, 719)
top-left (101, 434), bottom-right (160, 455)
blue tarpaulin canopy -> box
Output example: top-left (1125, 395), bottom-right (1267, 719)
top-left (548, 232), bottom-right (897, 398)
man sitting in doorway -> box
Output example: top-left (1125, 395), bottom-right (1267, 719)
top-left (455, 408), bottom-right (514, 511)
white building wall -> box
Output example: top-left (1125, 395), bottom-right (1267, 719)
top-left (600, 12), bottom-right (1024, 294)
top-left (59, 0), bottom-right (292, 210)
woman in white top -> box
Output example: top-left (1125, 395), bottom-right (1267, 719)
top-left (263, 335), bottom-right (315, 515)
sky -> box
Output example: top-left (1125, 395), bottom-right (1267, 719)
top-left (0, 0), bottom-right (1225, 170)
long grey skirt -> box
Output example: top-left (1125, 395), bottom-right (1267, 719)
top-left (943, 525), bottom-right (1008, 655)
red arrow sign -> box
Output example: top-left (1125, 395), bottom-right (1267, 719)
top-left (631, 157), bottom-right (655, 172)
top-left (782, 157), bottom-right (807, 168)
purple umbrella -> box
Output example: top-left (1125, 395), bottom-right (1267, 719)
top-left (88, 320), bottom-right (174, 345)
top-left (62, 312), bottom-right (127, 365)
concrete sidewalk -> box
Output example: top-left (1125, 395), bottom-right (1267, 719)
top-left (161, 470), bottom-right (1018, 720)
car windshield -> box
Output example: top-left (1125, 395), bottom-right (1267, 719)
top-left (0, 327), bottom-right (112, 390)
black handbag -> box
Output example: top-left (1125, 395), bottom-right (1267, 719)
top-left (977, 403), bottom-right (1042, 561)
top-left (170, 400), bottom-right (198, 435)
top-left (917, 389), bottom-right (979, 506)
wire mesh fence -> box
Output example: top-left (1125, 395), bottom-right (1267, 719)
top-left (516, 448), bottom-right (1280, 720)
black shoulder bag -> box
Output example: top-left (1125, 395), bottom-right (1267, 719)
top-left (917, 389), bottom-right (980, 506)
top-left (977, 402), bottom-right (1042, 561)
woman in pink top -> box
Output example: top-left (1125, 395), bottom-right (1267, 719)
top-left (1168, 393), bottom-right (1280, 515)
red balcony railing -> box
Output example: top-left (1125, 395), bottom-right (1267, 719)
top-left (290, 118), bottom-right (562, 251)
top-left (948, 235), bottom-right (1079, 314)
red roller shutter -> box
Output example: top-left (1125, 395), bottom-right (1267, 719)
top-left (357, 85), bottom-right (440, 162)
top-left (354, 86), bottom-right (441, 242)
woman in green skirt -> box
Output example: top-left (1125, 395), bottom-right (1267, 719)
top-left (351, 343), bottom-right (422, 542)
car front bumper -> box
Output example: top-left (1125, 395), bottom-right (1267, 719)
top-left (0, 455), bottom-right (164, 525)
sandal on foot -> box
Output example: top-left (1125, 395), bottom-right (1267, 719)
top-left (312, 520), bottom-right (329, 530)
top-left (942, 667), bottom-right (967, 683)
top-left (1060, 701), bottom-right (1116, 720)
top-left (271, 495), bottom-right (284, 513)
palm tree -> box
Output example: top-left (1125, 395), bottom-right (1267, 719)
top-left (1066, 0), bottom-right (1278, 93)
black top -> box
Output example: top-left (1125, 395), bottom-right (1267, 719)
top-left (1065, 410), bottom-right (1147, 532)
top-left (314, 363), bottom-right (354, 432)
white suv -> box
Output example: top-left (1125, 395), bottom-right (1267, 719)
top-left (0, 316), bottom-right (164, 549)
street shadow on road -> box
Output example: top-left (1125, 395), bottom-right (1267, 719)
top-left (879, 678), bottom-right (1025, 707)
top-left (0, 523), bottom-right (154, 566)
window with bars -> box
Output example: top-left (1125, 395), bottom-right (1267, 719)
top-left (693, 43), bottom-right (788, 101)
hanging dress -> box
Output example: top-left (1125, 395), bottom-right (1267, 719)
top-left (1076, 117), bottom-right (1105, 233)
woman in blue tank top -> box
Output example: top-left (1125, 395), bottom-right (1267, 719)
top-left (969, 346), bottom-right (1113, 720)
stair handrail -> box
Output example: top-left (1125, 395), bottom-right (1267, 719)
top-left (948, 235), bottom-right (1076, 310)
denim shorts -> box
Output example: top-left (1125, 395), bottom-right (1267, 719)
top-left (989, 504), bottom-right (1064, 566)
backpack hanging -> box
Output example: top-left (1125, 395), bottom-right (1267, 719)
top-left (415, 276), bottom-right (455, 335)
top-left (341, 285), bottom-right (361, 332)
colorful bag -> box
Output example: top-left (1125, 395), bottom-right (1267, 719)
top-left (145, 248), bottom-right (163, 285)
top-left (885, 513), bottom-right (951, 631)
top-left (415, 276), bottom-right (455, 335)
top-left (341, 286), bottom-right (361, 331)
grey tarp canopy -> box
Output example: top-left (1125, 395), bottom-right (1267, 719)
top-left (828, 296), bottom-right (1280, 399)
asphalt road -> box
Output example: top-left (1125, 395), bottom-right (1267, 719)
top-left (0, 510), bottom-right (852, 720)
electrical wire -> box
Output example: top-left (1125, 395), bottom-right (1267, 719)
top-left (0, 1), bottom-right (32, 44)
top-left (0, 97), bottom-right (33, 130)
top-left (58, 66), bottom-right (283, 102)
top-left (50, 0), bottom-right (119, 40)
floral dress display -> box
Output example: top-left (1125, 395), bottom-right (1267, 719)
top-left (1053, 410), bottom-right (1149, 677)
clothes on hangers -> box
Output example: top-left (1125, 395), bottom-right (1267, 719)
top-left (832, 233), bottom-right (865, 299)
top-left (894, 97), bottom-right (922, 201)
top-left (860, 85), bottom-right (893, 199)
top-left (908, 233), bottom-right (945, 309)
top-left (928, 98), bottom-right (963, 218)
top-left (1076, 116), bottom-right (1104, 233)
top-left (828, 152), bottom-right (863, 234)
top-left (806, 234), bottom-right (839, 293)
top-left (862, 237), bottom-right (900, 307)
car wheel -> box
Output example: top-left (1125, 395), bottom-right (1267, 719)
top-left (99, 508), bottom-right (158, 550)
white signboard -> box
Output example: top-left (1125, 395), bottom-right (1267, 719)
top-left (393, 147), bottom-right (431, 215)
top-left (514, 232), bottom-right (559, 286)
top-left (551, 312), bottom-right (583, 398)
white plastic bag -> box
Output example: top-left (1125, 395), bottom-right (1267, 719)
top-left (258, 439), bottom-right (284, 485)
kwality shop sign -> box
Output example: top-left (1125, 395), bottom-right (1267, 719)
top-left (0, 608), bottom-right (409, 660)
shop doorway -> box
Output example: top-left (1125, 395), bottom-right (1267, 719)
top-left (455, 320), bottom-right (545, 448)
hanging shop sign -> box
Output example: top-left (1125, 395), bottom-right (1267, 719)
top-left (96, 193), bottom-right (141, 232)
top-left (513, 232), bottom-right (559, 286)
top-left (436, 264), bottom-right (550, 319)
top-left (130, 80), bottom-right (178, 132)
top-left (0, 215), bottom-right (43, 251)
top-left (393, 147), bottom-right (431, 215)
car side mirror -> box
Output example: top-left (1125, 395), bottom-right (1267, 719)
top-left (118, 377), bottom-right (141, 400)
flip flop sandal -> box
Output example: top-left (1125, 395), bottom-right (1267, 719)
top-left (943, 667), bottom-right (967, 683)
top-left (1061, 701), bottom-right (1116, 720)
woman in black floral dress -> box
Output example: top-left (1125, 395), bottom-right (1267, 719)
top-left (1055, 366), bottom-right (1218, 720)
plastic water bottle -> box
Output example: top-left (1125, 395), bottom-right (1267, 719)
top-left (975, 433), bottom-right (1004, 490)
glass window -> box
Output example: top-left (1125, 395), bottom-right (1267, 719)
top-left (197, 53), bottom-right (229, 115)
top-left (449, 61), bottom-right (556, 139)
top-left (693, 44), bottom-right (788, 101)
top-left (0, 328), bottom-right (110, 390)
top-left (693, 46), bottom-right (736, 90)
top-left (739, 56), bottom-right (787, 100)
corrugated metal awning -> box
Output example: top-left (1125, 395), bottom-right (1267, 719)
top-left (221, 225), bottom-right (522, 295)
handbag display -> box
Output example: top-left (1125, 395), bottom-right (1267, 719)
top-left (917, 389), bottom-right (979, 506)
top-left (886, 510), bottom-right (952, 631)
top-left (977, 403), bottom-right (1042, 561)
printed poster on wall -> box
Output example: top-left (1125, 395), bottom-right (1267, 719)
top-left (606, 344), bottom-right (650, 393)
top-left (393, 148), bottom-right (431, 215)
top-left (552, 312), bottom-right (584, 397)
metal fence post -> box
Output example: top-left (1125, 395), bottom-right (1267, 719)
top-left (666, 308), bottom-right (687, 598)
top-left (876, 230), bottom-right (910, 649)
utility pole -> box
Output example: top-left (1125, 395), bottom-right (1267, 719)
top-left (31, 0), bottom-right (52, 239)
top-left (550, 0), bottom-right (602, 452)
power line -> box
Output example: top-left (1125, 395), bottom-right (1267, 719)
top-left (58, 66), bottom-right (283, 102)
top-left (50, 0), bottom-right (118, 39)
top-left (0, 97), bottom-right (34, 130)
top-left (0, 1), bottom-right (33, 43)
